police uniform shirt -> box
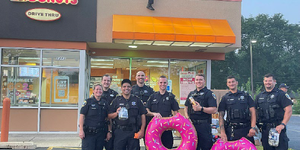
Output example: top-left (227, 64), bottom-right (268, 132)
top-left (184, 87), bottom-right (217, 121)
top-left (108, 95), bottom-right (147, 126)
top-left (146, 92), bottom-right (180, 117)
top-left (255, 88), bottom-right (293, 123)
top-left (218, 90), bottom-right (254, 123)
top-left (131, 84), bottom-right (154, 103)
top-left (101, 88), bottom-right (118, 105)
top-left (80, 96), bottom-right (108, 127)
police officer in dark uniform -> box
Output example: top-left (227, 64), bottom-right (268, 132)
top-left (218, 76), bottom-right (256, 143)
top-left (108, 79), bottom-right (147, 150)
top-left (255, 74), bottom-right (293, 150)
top-left (101, 74), bottom-right (118, 105)
top-left (132, 71), bottom-right (154, 106)
top-left (101, 74), bottom-right (118, 150)
top-left (146, 75), bottom-right (180, 149)
top-left (131, 71), bottom-right (154, 143)
top-left (279, 83), bottom-right (289, 93)
top-left (184, 73), bottom-right (217, 150)
top-left (79, 84), bottom-right (112, 150)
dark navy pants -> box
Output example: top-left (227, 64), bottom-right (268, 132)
top-left (261, 127), bottom-right (289, 150)
top-left (194, 123), bottom-right (213, 150)
top-left (82, 131), bottom-right (106, 150)
top-left (225, 126), bottom-right (255, 144)
top-left (114, 128), bottom-right (140, 150)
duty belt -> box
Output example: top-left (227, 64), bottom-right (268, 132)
top-left (228, 122), bottom-right (251, 129)
top-left (116, 125), bottom-right (134, 131)
top-left (258, 122), bottom-right (280, 130)
top-left (191, 119), bottom-right (209, 124)
top-left (84, 126), bottom-right (106, 134)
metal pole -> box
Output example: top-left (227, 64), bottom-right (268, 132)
top-left (250, 41), bottom-right (254, 96)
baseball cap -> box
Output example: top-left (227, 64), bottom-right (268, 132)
top-left (279, 83), bottom-right (289, 89)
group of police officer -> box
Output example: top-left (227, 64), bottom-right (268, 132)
top-left (218, 74), bottom-right (293, 150)
top-left (79, 72), bottom-right (293, 150)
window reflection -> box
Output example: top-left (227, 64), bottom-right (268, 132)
top-left (2, 49), bottom-right (40, 65)
top-left (89, 58), bottom-right (129, 96)
top-left (42, 50), bottom-right (80, 67)
top-left (1, 67), bottom-right (40, 106)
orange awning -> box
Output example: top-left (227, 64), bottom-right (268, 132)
top-left (112, 15), bottom-right (235, 47)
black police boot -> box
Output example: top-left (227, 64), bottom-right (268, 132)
top-left (147, 4), bottom-right (155, 11)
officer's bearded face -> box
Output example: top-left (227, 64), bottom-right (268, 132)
top-left (136, 71), bottom-right (145, 84)
top-left (227, 78), bottom-right (238, 91)
top-left (263, 77), bottom-right (276, 91)
top-left (121, 83), bottom-right (132, 96)
top-left (195, 76), bottom-right (205, 89)
top-left (101, 76), bottom-right (111, 89)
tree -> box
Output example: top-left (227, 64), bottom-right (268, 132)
top-left (212, 14), bottom-right (300, 93)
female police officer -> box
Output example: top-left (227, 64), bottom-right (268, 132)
top-left (79, 84), bottom-right (112, 150)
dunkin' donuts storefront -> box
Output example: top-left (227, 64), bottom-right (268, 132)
top-left (0, 0), bottom-right (241, 133)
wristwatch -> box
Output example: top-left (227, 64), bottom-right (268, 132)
top-left (201, 106), bottom-right (204, 112)
top-left (251, 127), bottom-right (256, 130)
top-left (280, 123), bottom-right (286, 128)
top-left (108, 130), bottom-right (113, 134)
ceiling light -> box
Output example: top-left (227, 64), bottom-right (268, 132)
top-left (128, 45), bottom-right (137, 48)
top-left (152, 41), bottom-right (173, 46)
top-left (146, 61), bottom-right (176, 64)
top-left (190, 42), bottom-right (212, 47)
top-left (208, 43), bottom-right (232, 47)
top-left (144, 65), bottom-right (168, 67)
top-left (91, 63), bottom-right (113, 65)
top-left (133, 40), bottom-right (153, 45)
top-left (113, 39), bottom-right (133, 44)
top-left (18, 57), bottom-right (40, 60)
top-left (91, 66), bottom-right (114, 68)
top-left (91, 59), bottom-right (114, 62)
top-left (171, 42), bottom-right (192, 47)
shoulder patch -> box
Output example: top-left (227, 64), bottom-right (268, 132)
top-left (82, 100), bottom-right (87, 107)
top-left (285, 93), bottom-right (291, 100)
top-left (212, 93), bottom-right (217, 100)
top-left (249, 94), bottom-right (253, 99)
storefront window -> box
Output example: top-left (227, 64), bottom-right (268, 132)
top-left (2, 49), bottom-right (40, 65)
top-left (89, 58), bottom-right (129, 95)
top-left (1, 67), bottom-right (40, 106)
top-left (170, 60), bottom-right (206, 107)
top-left (131, 59), bottom-right (169, 91)
top-left (42, 50), bottom-right (80, 67)
top-left (41, 68), bottom-right (79, 107)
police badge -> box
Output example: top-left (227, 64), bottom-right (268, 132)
top-left (270, 94), bottom-right (275, 99)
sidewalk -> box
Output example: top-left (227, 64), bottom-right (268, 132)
top-left (7, 134), bottom-right (81, 148)
top-left (5, 133), bottom-right (182, 149)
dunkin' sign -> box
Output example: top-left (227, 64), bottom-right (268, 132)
top-left (10, 0), bottom-right (78, 5)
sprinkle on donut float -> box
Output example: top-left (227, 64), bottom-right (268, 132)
top-left (211, 137), bottom-right (257, 150)
top-left (145, 113), bottom-right (197, 150)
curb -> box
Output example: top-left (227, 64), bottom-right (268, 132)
top-left (0, 142), bottom-right (36, 149)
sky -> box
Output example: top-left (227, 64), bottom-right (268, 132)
top-left (242, 0), bottom-right (300, 24)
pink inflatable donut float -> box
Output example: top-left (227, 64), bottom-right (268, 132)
top-left (211, 137), bottom-right (257, 150)
top-left (145, 113), bottom-right (197, 150)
